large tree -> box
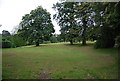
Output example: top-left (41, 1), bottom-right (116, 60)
top-left (53, 2), bottom-right (120, 47)
top-left (75, 2), bottom-right (94, 45)
top-left (53, 2), bottom-right (80, 45)
top-left (89, 2), bottom-right (120, 48)
top-left (53, 2), bottom-right (94, 45)
top-left (18, 6), bottom-right (55, 46)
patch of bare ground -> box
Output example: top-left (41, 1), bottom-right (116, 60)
top-left (86, 72), bottom-right (95, 79)
top-left (83, 72), bottom-right (99, 80)
top-left (39, 69), bottom-right (52, 79)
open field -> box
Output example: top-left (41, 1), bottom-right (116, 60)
top-left (2, 42), bottom-right (118, 79)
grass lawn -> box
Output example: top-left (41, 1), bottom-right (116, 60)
top-left (2, 42), bottom-right (118, 79)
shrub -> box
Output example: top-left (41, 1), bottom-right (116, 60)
top-left (50, 36), bottom-right (58, 43)
top-left (94, 40), bottom-right (105, 48)
top-left (115, 36), bottom-right (120, 48)
top-left (11, 35), bottom-right (26, 47)
top-left (94, 38), bottom-right (115, 48)
top-left (2, 40), bottom-right (12, 48)
top-left (43, 41), bottom-right (51, 44)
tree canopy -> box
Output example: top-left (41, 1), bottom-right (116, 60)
top-left (53, 2), bottom-right (120, 48)
top-left (53, 2), bottom-right (94, 45)
top-left (18, 6), bottom-right (55, 46)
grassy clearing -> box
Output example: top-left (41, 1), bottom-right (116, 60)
top-left (2, 42), bottom-right (118, 79)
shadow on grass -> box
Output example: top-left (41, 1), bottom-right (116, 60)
top-left (22, 42), bottom-right (95, 48)
top-left (64, 43), bottom-right (94, 48)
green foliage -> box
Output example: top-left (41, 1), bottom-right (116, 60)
top-left (2, 30), bottom-right (11, 37)
top-left (115, 36), bottom-right (120, 48)
top-left (43, 41), bottom-right (51, 44)
top-left (85, 2), bottom-right (120, 48)
top-left (18, 6), bottom-right (55, 46)
top-left (2, 39), bottom-right (12, 48)
top-left (2, 30), bottom-right (12, 48)
top-left (50, 36), bottom-right (58, 43)
top-left (11, 34), bottom-right (26, 47)
top-left (94, 40), bottom-right (105, 49)
top-left (53, 2), bottom-right (119, 47)
top-left (2, 30), bottom-right (11, 41)
top-left (53, 2), bottom-right (94, 45)
top-left (53, 2), bottom-right (81, 44)
top-left (94, 26), bottom-right (115, 48)
top-left (2, 30), bottom-right (27, 48)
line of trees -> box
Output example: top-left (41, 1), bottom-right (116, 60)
top-left (1, 2), bottom-right (120, 48)
top-left (53, 2), bottom-right (120, 48)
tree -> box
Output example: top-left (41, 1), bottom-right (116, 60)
top-left (2, 30), bottom-right (12, 48)
top-left (53, 2), bottom-right (81, 45)
top-left (53, 2), bottom-right (119, 47)
top-left (18, 6), bottom-right (55, 46)
top-left (53, 2), bottom-right (94, 45)
top-left (91, 2), bottom-right (120, 48)
top-left (75, 2), bottom-right (94, 45)
top-left (2, 30), bottom-right (11, 41)
top-left (2, 30), bottom-right (11, 36)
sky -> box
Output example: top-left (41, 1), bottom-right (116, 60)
top-left (0, 0), bottom-right (60, 34)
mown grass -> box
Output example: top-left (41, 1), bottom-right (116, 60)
top-left (2, 42), bottom-right (118, 79)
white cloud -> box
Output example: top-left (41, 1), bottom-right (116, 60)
top-left (0, 0), bottom-right (60, 34)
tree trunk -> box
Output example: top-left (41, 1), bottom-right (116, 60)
top-left (36, 39), bottom-right (39, 46)
top-left (82, 37), bottom-right (86, 45)
top-left (82, 18), bottom-right (87, 45)
top-left (70, 40), bottom-right (73, 45)
top-left (64, 37), bottom-right (66, 42)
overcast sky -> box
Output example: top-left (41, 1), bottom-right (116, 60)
top-left (0, 0), bottom-right (60, 34)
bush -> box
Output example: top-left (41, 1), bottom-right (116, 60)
top-left (94, 40), bottom-right (104, 48)
top-left (43, 41), bottom-right (51, 44)
top-left (50, 36), bottom-right (58, 43)
top-left (2, 40), bottom-right (12, 48)
top-left (115, 36), bottom-right (120, 48)
top-left (11, 35), bottom-right (26, 47)
top-left (94, 39), bottom-right (115, 48)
